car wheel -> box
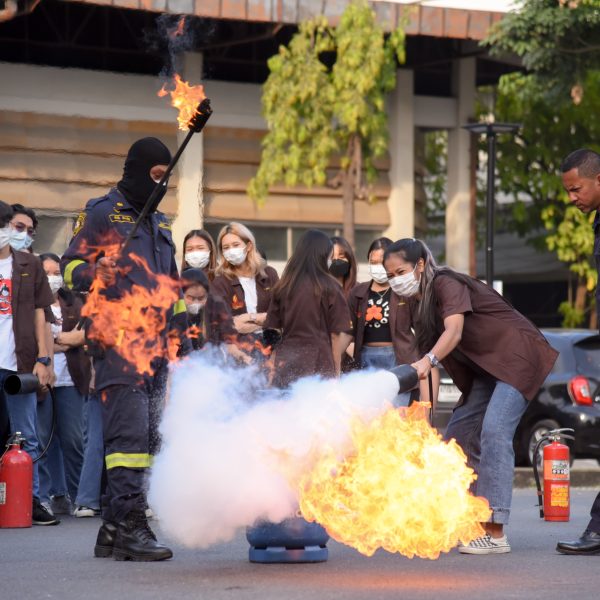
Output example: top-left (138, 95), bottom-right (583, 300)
top-left (525, 419), bottom-right (561, 468)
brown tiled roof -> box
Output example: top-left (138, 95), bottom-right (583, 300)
top-left (61, 0), bottom-right (503, 40)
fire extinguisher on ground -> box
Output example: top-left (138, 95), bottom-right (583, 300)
top-left (533, 428), bottom-right (575, 522)
top-left (0, 432), bottom-right (33, 528)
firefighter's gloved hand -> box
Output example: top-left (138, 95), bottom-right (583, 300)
top-left (96, 255), bottom-right (118, 285)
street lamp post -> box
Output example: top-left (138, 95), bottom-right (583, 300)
top-left (462, 122), bottom-right (521, 288)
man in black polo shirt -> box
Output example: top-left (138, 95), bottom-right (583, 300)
top-left (0, 199), bottom-right (56, 525)
top-left (556, 149), bottom-right (600, 555)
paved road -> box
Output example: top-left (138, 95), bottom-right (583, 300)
top-left (1, 489), bottom-right (598, 600)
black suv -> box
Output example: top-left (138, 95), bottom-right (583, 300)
top-left (433, 329), bottom-right (600, 466)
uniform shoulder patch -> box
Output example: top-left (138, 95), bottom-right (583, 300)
top-left (158, 221), bottom-right (172, 231)
top-left (72, 212), bottom-right (86, 236)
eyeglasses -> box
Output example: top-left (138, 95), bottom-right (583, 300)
top-left (10, 221), bottom-right (36, 237)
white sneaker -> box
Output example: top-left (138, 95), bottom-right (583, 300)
top-left (458, 534), bottom-right (511, 554)
top-left (73, 505), bottom-right (97, 518)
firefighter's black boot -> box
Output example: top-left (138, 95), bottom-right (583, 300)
top-left (112, 510), bottom-right (173, 562)
top-left (94, 521), bottom-right (118, 558)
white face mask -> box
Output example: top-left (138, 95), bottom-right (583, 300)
top-left (223, 247), bottom-right (247, 266)
top-left (47, 275), bottom-right (63, 294)
top-left (368, 263), bottom-right (388, 284)
top-left (0, 225), bottom-right (11, 249)
top-left (9, 228), bottom-right (28, 251)
top-left (23, 234), bottom-right (34, 250)
top-left (187, 302), bottom-right (204, 316)
top-left (185, 250), bottom-right (210, 269)
top-left (389, 266), bottom-right (420, 297)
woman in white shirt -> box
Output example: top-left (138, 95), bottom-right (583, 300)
top-left (210, 222), bottom-right (279, 359)
top-left (37, 253), bottom-right (92, 517)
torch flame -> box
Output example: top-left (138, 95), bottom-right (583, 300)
top-left (159, 74), bottom-right (206, 131)
top-left (298, 402), bottom-right (491, 560)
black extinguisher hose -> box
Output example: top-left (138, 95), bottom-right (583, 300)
top-left (34, 386), bottom-right (57, 464)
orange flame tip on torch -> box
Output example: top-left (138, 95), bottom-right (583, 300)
top-left (159, 74), bottom-right (207, 131)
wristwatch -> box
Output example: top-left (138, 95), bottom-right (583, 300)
top-left (36, 356), bottom-right (51, 367)
top-left (425, 352), bottom-right (439, 367)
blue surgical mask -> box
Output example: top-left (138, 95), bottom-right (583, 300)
top-left (9, 229), bottom-right (28, 251)
top-left (0, 225), bottom-right (11, 249)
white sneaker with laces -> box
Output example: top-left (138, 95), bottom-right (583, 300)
top-left (458, 534), bottom-right (511, 554)
top-left (73, 506), bottom-right (96, 518)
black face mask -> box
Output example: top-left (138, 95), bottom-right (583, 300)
top-left (117, 137), bottom-right (172, 212)
top-left (329, 259), bottom-right (351, 278)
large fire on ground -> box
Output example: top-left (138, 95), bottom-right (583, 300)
top-left (298, 402), bottom-right (491, 560)
top-left (150, 360), bottom-right (490, 559)
top-left (159, 74), bottom-right (206, 131)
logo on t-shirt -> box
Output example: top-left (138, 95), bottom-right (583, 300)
top-left (366, 292), bottom-right (390, 329)
top-left (0, 276), bottom-right (12, 316)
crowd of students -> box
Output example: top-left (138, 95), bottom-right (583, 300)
top-left (1, 203), bottom-right (560, 555)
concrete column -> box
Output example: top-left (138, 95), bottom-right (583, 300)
top-left (172, 52), bottom-right (205, 263)
top-left (446, 58), bottom-right (476, 272)
top-left (384, 69), bottom-right (415, 241)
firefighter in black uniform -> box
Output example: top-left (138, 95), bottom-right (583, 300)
top-left (61, 137), bottom-right (189, 561)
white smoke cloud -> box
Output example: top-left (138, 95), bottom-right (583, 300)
top-left (148, 351), bottom-right (400, 548)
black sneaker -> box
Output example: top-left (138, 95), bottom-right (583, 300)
top-left (32, 498), bottom-right (60, 526)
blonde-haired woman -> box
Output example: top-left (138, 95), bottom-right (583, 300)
top-left (211, 222), bottom-right (279, 344)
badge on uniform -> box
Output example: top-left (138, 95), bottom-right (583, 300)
top-left (73, 212), bottom-right (86, 236)
top-left (109, 214), bottom-right (135, 224)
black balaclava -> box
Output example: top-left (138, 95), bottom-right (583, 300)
top-left (117, 137), bottom-right (172, 212)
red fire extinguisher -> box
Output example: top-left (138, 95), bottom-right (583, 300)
top-left (0, 432), bottom-right (33, 528)
top-left (533, 428), bottom-right (575, 522)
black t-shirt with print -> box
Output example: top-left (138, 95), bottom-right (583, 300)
top-left (363, 286), bottom-right (392, 344)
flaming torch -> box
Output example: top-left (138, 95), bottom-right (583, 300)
top-left (121, 78), bottom-right (212, 254)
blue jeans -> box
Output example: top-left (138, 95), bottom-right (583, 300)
top-left (36, 386), bottom-right (85, 505)
top-left (360, 345), bottom-right (411, 408)
top-left (0, 368), bottom-right (40, 498)
top-left (444, 377), bottom-right (528, 525)
top-left (46, 436), bottom-right (68, 497)
top-left (75, 393), bottom-right (104, 510)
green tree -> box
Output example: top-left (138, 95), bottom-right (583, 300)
top-left (484, 0), bottom-right (600, 327)
top-left (489, 70), bottom-right (600, 327)
top-left (487, 0), bottom-right (600, 104)
top-left (248, 0), bottom-right (405, 247)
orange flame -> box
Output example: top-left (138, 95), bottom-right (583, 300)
top-left (82, 253), bottom-right (180, 377)
top-left (158, 74), bottom-right (206, 131)
top-left (171, 16), bottom-right (186, 38)
top-left (298, 402), bottom-right (491, 560)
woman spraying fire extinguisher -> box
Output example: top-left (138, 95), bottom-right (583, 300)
top-left (383, 238), bottom-right (558, 555)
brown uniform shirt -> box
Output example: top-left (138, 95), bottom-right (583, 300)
top-left (211, 266), bottom-right (279, 316)
top-left (348, 281), bottom-right (419, 367)
top-left (48, 289), bottom-right (92, 395)
top-left (265, 279), bottom-right (353, 387)
top-left (188, 294), bottom-right (237, 350)
top-left (10, 249), bottom-right (54, 372)
top-left (433, 274), bottom-right (558, 401)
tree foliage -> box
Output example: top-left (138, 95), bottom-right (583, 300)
top-left (485, 0), bottom-right (600, 326)
top-left (487, 0), bottom-right (600, 104)
top-left (491, 70), bottom-right (600, 326)
top-left (248, 0), bottom-right (405, 246)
